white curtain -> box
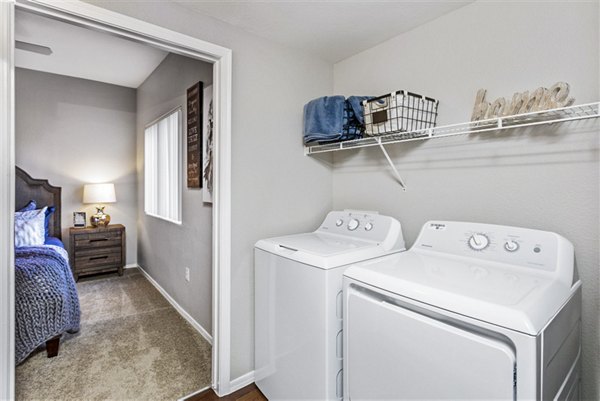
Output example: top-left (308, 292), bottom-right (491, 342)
top-left (144, 109), bottom-right (181, 223)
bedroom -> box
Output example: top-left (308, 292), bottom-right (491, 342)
top-left (12, 8), bottom-right (216, 400)
top-left (1, 1), bottom-right (598, 401)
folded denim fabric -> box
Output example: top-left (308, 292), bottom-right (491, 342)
top-left (346, 96), bottom-right (373, 125)
top-left (304, 132), bottom-right (343, 144)
top-left (303, 95), bottom-right (375, 144)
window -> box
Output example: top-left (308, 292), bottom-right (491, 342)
top-left (144, 108), bottom-right (182, 224)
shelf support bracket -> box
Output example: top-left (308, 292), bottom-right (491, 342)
top-left (377, 142), bottom-right (407, 191)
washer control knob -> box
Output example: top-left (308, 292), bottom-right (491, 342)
top-left (335, 219), bottom-right (344, 227)
top-left (347, 219), bottom-right (360, 231)
top-left (504, 240), bottom-right (519, 252)
top-left (468, 233), bottom-right (490, 251)
top-left (364, 222), bottom-right (374, 231)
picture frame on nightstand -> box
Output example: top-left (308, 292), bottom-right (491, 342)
top-left (73, 212), bottom-right (86, 227)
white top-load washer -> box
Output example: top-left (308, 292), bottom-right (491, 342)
top-left (255, 210), bottom-right (406, 401)
top-left (343, 221), bottom-right (582, 401)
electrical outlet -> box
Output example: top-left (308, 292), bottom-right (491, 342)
top-left (185, 267), bottom-right (190, 282)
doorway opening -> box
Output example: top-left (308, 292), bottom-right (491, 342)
top-left (0, 1), bottom-right (233, 399)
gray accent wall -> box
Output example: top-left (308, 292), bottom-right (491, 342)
top-left (15, 68), bottom-right (138, 264)
top-left (136, 54), bottom-right (214, 336)
top-left (333, 2), bottom-right (599, 400)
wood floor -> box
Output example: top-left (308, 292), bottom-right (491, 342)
top-left (184, 383), bottom-right (267, 401)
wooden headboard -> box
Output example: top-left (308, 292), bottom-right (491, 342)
top-left (15, 166), bottom-right (62, 239)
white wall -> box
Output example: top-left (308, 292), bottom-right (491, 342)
top-left (136, 53), bottom-right (214, 335)
top-left (85, 0), bottom-right (334, 381)
top-left (15, 68), bottom-right (138, 264)
top-left (333, 2), bottom-right (599, 400)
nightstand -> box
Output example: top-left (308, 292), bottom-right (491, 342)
top-left (69, 224), bottom-right (126, 281)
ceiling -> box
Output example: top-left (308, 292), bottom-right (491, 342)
top-left (14, 2), bottom-right (473, 86)
top-left (172, 0), bottom-right (473, 63)
top-left (15, 10), bottom-right (169, 88)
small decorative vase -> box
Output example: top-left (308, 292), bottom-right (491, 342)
top-left (90, 206), bottom-right (111, 227)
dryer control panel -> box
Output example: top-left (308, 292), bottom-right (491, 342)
top-left (318, 210), bottom-right (405, 251)
top-left (415, 221), bottom-right (574, 279)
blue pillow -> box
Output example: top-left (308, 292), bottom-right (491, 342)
top-left (44, 236), bottom-right (64, 248)
top-left (17, 200), bottom-right (36, 212)
top-left (16, 200), bottom-right (55, 237)
top-left (44, 206), bottom-right (55, 238)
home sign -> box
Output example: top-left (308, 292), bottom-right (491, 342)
top-left (471, 82), bottom-right (575, 121)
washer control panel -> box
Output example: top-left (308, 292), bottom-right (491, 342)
top-left (416, 221), bottom-right (574, 273)
top-left (318, 210), bottom-right (405, 250)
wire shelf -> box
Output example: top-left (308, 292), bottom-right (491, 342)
top-left (305, 102), bottom-right (600, 155)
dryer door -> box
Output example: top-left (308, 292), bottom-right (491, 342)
top-left (346, 287), bottom-right (516, 400)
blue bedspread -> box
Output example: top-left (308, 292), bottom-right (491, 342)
top-left (15, 246), bottom-right (80, 364)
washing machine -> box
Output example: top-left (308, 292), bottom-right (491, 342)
top-left (255, 210), bottom-right (406, 401)
top-left (343, 221), bottom-right (581, 401)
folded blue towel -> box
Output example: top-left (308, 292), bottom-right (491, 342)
top-left (303, 96), bottom-right (345, 143)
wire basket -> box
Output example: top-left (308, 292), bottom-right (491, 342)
top-left (363, 90), bottom-right (439, 137)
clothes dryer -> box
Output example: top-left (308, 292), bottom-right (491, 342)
top-left (343, 221), bottom-right (581, 401)
top-left (255, 210), bottom-right (406, 401)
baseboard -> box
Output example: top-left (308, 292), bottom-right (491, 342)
top-left (229, 370), bottom-right (255, 394)
top-left (135, 264), bottom-right (213, 345)
top-left (124, 263), bottom-right (138, 269)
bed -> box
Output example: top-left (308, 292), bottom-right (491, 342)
top-left (15, 166), bottom-right (80, 364)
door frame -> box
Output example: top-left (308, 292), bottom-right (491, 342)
top-left (0, 0), bottom-right (233, 398)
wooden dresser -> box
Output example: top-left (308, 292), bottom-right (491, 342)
top-left (69, 224), bottom-right (126, 281)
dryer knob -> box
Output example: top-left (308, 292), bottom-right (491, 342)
top-left (364, 222), bottom-right (373, 231)
top-left (335, 219), bottom-right (344, 227)
top-left (468, 233), bottom-right (490, 251)
top-left (504, 240), bottom-right (519, 252)
top-left (348, 219), bottom-right (360, 231)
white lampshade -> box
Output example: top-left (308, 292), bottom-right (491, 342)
top-left (83, 183), bottom-right (116, 204)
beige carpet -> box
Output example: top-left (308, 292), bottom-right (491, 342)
top-left (16, 268), bottom-right (212, 401)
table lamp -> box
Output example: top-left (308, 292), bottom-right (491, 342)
top-left (83, 183), bottom-right (116, 227)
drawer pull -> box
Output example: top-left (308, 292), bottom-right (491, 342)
top-left (90, 238), bottom-right (109, 242)
top-left (89, 255), bottom-right (109, 261)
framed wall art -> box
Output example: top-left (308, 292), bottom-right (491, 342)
top-left (186, 81), bottom-right (203, 188)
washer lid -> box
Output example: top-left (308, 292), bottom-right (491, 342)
top-left (256, 232), bottom-right (397, 270)
top-left (344, 250), bottom-right (577, 334)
